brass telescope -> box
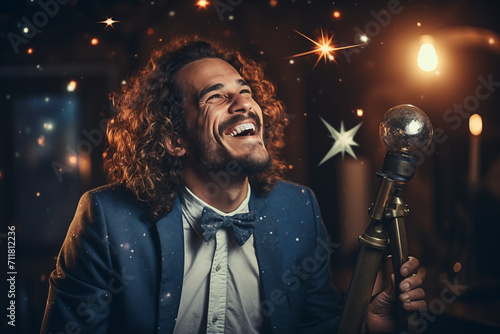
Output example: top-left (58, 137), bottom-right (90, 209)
top-left (337, 104), bottom-right (433, 334)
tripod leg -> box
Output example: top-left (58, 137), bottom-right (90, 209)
top-left (338, 218), bottom-right (388, 334)
top-left (387, 215), bottom-right (418, 334)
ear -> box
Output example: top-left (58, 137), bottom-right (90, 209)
top-left (166, 135), bottom-right (186, 157)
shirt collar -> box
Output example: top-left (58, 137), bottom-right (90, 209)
top-left (180, 183), bottom-right (251, 237)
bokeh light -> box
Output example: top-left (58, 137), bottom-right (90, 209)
top-left (469, 114), bottom-right (483, 136)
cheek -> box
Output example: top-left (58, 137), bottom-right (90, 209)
top-left (197, 106), bottom-right (220, 137)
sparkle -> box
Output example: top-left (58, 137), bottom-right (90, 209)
top-left (27, 48), bottom-right (33, 54)
top-left (290, 29), bottom-right (364, 69)
top-left (333, 11), bottom-right (341, 19)
top-left (197, 0), bottom-right (209, 8)
top-left (359, 35), bottom-right (369, 43)
top-left (91, 38), bottom-right (99, 45)
top-left (318, 118), bottom-right (362, 164)
top-left (99, 17), bottom-right (120, 29)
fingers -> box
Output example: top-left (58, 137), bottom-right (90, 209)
top-left (402, 299), bottom-right (427, 311)
top-left (400, 256), bottom-right (419, 277)
top-left (399, 288), bottom-right (425, 303)
top-left (399, 273), bottom-right (423, 292)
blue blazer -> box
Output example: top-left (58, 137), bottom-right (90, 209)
top-left (41, 180), bottom-right (341, 333)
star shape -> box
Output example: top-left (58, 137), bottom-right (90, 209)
top-left (290, 29), bottom-right (365, 69)
top-left (318, 117), bottom-right (362, 164)
top-left (99, 17), bottom-right (120, 29)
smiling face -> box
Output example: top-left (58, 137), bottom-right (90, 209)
top-left (176, 57), bottom-right (271, 175)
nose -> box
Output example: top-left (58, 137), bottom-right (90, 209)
top-left (228, 94), bottom-right (252, 114)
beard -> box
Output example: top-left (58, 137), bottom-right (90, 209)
top-left (183, 125), bottom-right (271, 176)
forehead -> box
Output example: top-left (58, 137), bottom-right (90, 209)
top-left (176, 58), bottom-right (243, 96)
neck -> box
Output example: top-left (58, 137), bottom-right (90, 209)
top-left (183, 165), bottom-right (249, 213)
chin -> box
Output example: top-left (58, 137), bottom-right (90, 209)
top-left (232, 152), bottom-right (272, 175)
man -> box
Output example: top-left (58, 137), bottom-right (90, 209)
top-left (41, 37), bottom-right (425, 333)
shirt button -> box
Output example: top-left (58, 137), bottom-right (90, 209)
top-left (215, 264), bottom-right (221, 271)
top-left (212, 315), bottom-right (218, 323)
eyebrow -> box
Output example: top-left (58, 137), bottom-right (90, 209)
top-left (198, 79), bottom-right (249, 101)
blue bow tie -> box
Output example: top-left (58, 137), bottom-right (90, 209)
top-left (200, 207), bottom-right (257, 246)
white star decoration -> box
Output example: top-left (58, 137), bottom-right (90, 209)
top-left (318, 117), bottom-right (362, 164)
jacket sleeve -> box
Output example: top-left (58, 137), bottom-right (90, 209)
top-left (298, 188), bottom-right (342, 334)
top-left (41, 191), bottom-right (113, 334)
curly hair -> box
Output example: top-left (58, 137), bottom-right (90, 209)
top-left (103, 36), bottom-right (287, 221)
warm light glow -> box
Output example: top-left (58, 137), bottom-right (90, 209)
top-left (27, 48), bottom-right (33, 54)
top-left (489, 37), bottom-right (495, 45)
top-left (99, 17), bottom-right (119, 28)
top-left (269, 0), bottom-right (278, 7)
top-left (197, 0), bottom-right (209, 8)
top-left (91, 38), bottom-right (99, 45)
top-left (43, 122), bottom-right (54, 130)
top-left (37, 135), bottom-right (46, 147)
top-left (36, 192), bottom-right (41, 197)
top-left (356, 109), bottom-right (363, 117)
top-left (67, 80), bottom-right (77, 92)
top-left (453, 262), bottom-right (462, 273)
top-left (290, 29), bottom-right (364, 69)
top-left (333, 11), bottom-right (341, 19)
top-left (359, 35), bottom-right (368, 43)
top-left (417, 43), bottom-right (438, 71)
top-left (417, 22), bottom-right (421, 27)
top-left (469, 114), bottom-right (482, 136)
top-left (68, 155), bottom-right (78, 166)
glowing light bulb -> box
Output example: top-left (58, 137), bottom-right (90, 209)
top-left (469, 114), bottom-right (482, 136)
top-left (417, 43), bottom-right (438, 72)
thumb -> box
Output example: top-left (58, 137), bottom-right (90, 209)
top-left (370, 274), bottom-right (396, 315)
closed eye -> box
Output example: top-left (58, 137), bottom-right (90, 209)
top-left (206, 94), bottom-right (223, 102)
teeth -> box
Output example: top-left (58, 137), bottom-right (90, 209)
top-left (228, 123), bottom-right (256, 137)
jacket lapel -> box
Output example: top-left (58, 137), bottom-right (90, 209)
top-left (155, 197), bottom-right (184, 333)
top-left (251, 191), bottom-right (288, 333)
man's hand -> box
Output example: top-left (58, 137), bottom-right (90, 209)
top-left (365, 257), bottom-right (426, 333)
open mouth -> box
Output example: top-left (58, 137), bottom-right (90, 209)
top-left (226, 122), bottom-right (257, 138)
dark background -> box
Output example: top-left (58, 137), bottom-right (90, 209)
top-left (1, 0), bottom-right (500, 333)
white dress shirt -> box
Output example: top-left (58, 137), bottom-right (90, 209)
top-left (172, 184), bottom-right (263, 334)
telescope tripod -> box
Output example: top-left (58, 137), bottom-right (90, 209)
top-left (337, 152), bottom-right (419, 334)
